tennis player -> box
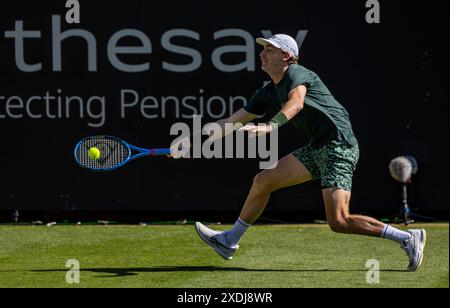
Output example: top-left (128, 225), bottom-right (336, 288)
top-left (175, 34), bottom-right (426, 272)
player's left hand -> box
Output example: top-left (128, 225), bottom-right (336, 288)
top-left (239, 124), bottom-right (273, 137)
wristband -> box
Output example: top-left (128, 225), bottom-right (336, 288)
top-left (268, 111), bottom-right (289, 128)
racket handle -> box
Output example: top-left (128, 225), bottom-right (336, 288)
top-left (150, 148), bottom-right (172, 156)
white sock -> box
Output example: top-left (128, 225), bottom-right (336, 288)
top-left (381, 225), bottom-right (411, 244)
top-left (223, 218), bottom-right (251, 247)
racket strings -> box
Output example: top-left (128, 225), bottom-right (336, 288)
top-left (76, 137), bottom-right (129, 170)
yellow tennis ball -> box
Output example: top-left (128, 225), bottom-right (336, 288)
top-left (88, 147), bottom-right (101, 160)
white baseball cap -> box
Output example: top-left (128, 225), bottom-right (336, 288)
top-left (256, 34), bottom-right (299, 59)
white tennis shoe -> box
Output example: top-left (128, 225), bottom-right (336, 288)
top-left (195, 222), bottom-right (238, 260)
top-left (401, 229), bottom-right (427, 272)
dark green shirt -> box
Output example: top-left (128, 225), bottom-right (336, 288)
top-left (244, 64), bottom-right (358, 148)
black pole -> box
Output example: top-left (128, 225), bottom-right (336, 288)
top-left (402, 184), bottom-right (411, 226)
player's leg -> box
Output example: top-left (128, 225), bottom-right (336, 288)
top-left (322, 187), bottom-right (386, 236)
top-left (320, 143), bottom-right (426, 271)
top-left (239, 153), bottom-right (313, 224)
top-left (322, 187), bottom-right (426, 271)
top-left (319, 143), bottom-right (407, 237)
top-left (195, 148), bottom-right (316, 260)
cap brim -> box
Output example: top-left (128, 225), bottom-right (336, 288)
top-left (256, 38), bottom-right (282, 49)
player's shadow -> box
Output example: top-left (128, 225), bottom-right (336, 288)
top-left (28, 266), bottom-right (406, 277)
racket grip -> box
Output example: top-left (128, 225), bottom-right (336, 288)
top-left (150, 148), bottom-right (172, 156)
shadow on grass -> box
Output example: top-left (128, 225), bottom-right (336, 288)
top-left (1, 266), bottom-right (407, 277)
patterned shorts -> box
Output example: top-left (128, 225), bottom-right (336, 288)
top-left (292, 143), bottom-right (360, 192)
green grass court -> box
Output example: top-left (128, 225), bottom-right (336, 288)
top-left (0, 223), bottom-right (448, 288)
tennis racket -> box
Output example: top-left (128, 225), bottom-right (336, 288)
top-left (74, 135), bottom-right (172, 172)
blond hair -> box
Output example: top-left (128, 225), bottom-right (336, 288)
top-left (288, 57), bottom-right (299, 65)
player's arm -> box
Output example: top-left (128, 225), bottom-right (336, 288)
top-left (207, 108), bottom-right (259, 141)
top-left (278, 84), bottom-right (307, 121)
top-left (240, 85), bottom-right (307, 136)
top-left (218, 107), bottom-right (259, 129)
top-left (170, 108), bottom-right (258, 158)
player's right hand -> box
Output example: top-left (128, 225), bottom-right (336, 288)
top-left (169, 136), bottom-right (191, 159)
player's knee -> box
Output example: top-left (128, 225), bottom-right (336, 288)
top-left (328, 218), bottom-right (349, 233)
top-left (253, 172), bottom-right (274, 194)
